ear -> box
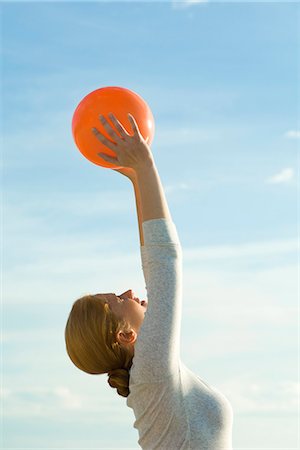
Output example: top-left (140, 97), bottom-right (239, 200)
top-left (117, 329), bottom-right (137, 346)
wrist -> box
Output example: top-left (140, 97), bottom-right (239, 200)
top-left (128, 172), bottom-right (138, 183)
top-left (135, 160), bottom-right (157, 179)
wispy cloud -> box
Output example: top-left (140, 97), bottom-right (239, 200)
top-left (165, 182), bottom-right (191, 194)
top-left (1, 386), bottom-right (79, 418)
top-left (183, 238), bottom-right (297, 261)
top-left (3, 79), bottom-right (242, 170)
top-left (221, 378), bottom-right (299, 415)
top-left (284, 130), bottom-right (300, 139)
top-left (4, 195), bottom-right (297, 301)
top-left (4, 182), bottom-right (297, 303)
top-left (265, 167), bottom-right (295, 184)
top-left (1, 384), bottom-right (128, 419)
top-left (2, 375), bottom-right (298, 419)
top-left (172, 0), bottom-right (209, 10)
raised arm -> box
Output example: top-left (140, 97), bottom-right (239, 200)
top-left (92, 112), bottom-right (182, 381)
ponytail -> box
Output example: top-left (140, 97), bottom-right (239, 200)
top-left (107, 368), bottom-right (130, 398)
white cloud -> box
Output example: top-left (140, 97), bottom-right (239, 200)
top-left (220, 378), bottom-right (299, 415)
top-left (3, 72), bottom-right (243, 171)
top-left (184, 304), bottom-right (298, 326)
top-left (183, 238), bottom-right (297, 261)
top-left (3, 228), bottom-right (297, 305)
top-left (183, 262), bottom-right (297, 310)
top-left (7, 188), bottom-right (134, 220)
top-left (1, 384), bottom-right (127, 419)
top-left (165, 182), bottom-right (191, 193)
top-left (2, 376), bottom-right (298, 420)
top-left (1, 386), bottom-right (80, 418)
top-left (3, 119), bottom-right (223, 170)
top-left (4, 182), bottom-right (298, 306)
top-left (265, 167), bottom-right (295, 184)
top-left (52, 386), bottom-right (82, 409)
top-left (172, 0), bottom-right (209, 10)
top-left (156, 125), bottom-right (220, 144)
top-left (284, 130), bottom-right (300, 139)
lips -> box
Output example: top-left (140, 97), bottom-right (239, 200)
top-left (133, 297), bottom-right (147, 307)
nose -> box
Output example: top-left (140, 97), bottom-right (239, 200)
top-left (119, 289), bottom-right (135, 299)
top-left (118, 290), bottom-right (147, 307)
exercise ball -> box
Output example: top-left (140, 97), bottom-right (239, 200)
top-left (72, 86), bottom-right (155, 168)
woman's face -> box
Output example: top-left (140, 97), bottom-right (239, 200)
top-left (95, 289), bottom-right (148, 335)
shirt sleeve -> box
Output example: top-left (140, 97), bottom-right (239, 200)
top-left (130, 218), bottom-right (183, 384)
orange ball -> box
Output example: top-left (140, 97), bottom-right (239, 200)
top-left (72, 86), bottom-right (155, 168)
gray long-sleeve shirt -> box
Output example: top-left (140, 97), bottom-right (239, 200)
top-left (126, 218), bottom-right (234, 450)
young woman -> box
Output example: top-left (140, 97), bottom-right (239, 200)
top-left (65, 112), bottom-right (234, 449)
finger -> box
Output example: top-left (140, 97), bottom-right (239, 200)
top-left (98, 152), bottom-right (119, 164)
top-left (127, 113), bottom-right (142, 137)
top-left (92, 128), bottom-right (118, 152)
top-left (99, 115), bottom-right (125, 144)
top-left (108, 113), bottom-right (131, 138)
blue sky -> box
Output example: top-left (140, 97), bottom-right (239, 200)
top-left (2, 1), bottom-right (299, 448)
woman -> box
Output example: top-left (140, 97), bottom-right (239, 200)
top-left (65, 112), bottom-right (234, 449)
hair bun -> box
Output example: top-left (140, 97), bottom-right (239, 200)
top-left (107, 368), bottom-right (130, 398)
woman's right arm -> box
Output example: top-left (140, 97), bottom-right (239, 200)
top-left (92, 113), bottom-right (182, 381)
top-left (134, 161), bottom-right (173, 224)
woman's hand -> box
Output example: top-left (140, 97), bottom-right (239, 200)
top-left (91, 112), bottom-right (154, 171)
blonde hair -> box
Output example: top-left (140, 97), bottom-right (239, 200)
top-left (64, 294), bottom-right (133, 398)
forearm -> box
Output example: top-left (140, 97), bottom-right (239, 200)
top-left (123, 160), bottom-right (172, 246)
top-left (132, 178), bottom-right (145, 246)
top-left (135, 162), bottom-right (172, 223)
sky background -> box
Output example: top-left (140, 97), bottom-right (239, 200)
top-left (1, 0), bottom-right (299, 449)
